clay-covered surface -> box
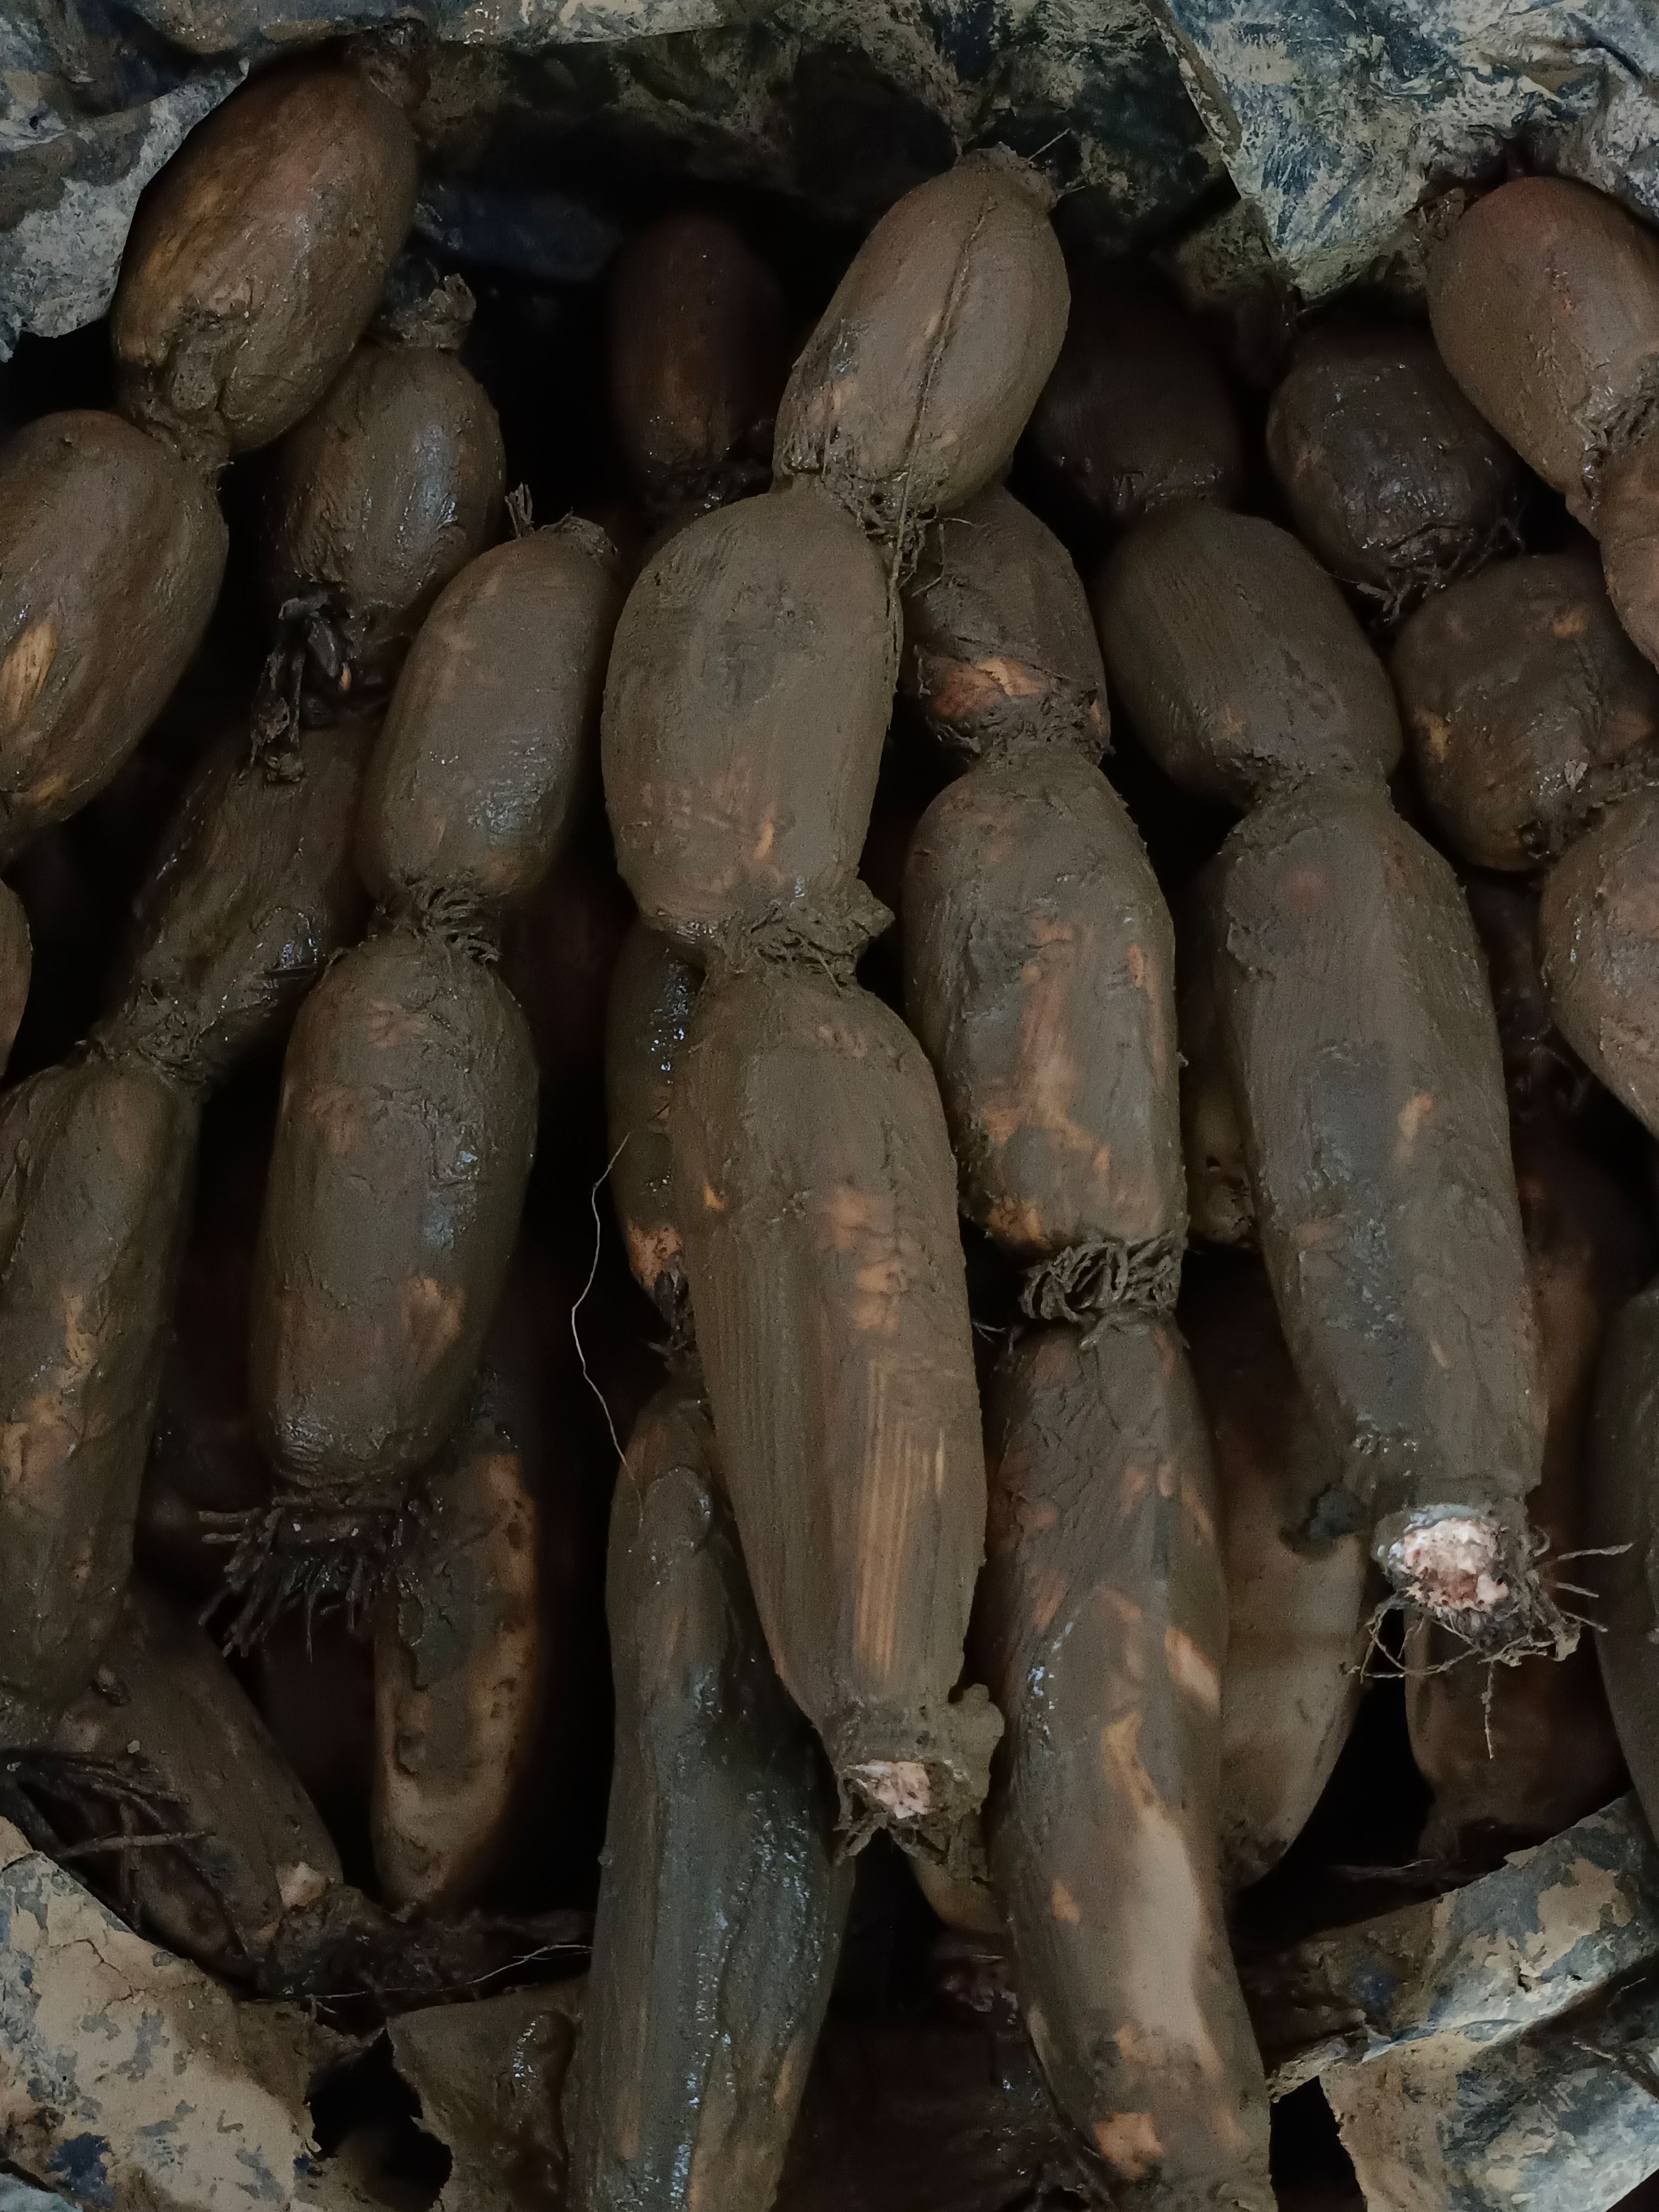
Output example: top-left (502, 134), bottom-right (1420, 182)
top-left (1596, 427), bottom-right (1659, 672)
top-left (1265, 323), bottom-right (1522, 608)
top-left (104, 717), bottom-right (375, 1085)
top-left (45, 1579), bottom-right (343, 1977)
top-left (1213, 781), bottom-right (1543, 1607)
top-left (671, 966), bottom-right (997, 1858)
top-left (974, 1319), bottom-right (1274, 2209)
top-left (1091, 505), bottom-right (1401, 810)
top-left (0, 1055), bottom-right (198, 1746)
top-left (1407, 1126), bottom-right (1639, 1859)
top-left (604, 918), bottom-right (700, 1317)
top-left (775, 153), bottom-right (1069, 538)
top-left (1587, 1277), bottom-right (1659, 1836)
top-left (1465, 878), bottom-right (1589, 1129)
top-left (603, 483), bottom-right (895, 960)
top-left (372, 1340), bottom-right (546, 1913)
top-left (252, 925), bottom-right (537, 1495)
top-left (1183, 1252), bottom-right (1366, 1893)
top-left (1394, 552), bottom-right (1659, 872)
top-left (0, 410), bottom-right (227, 860)
top-left (266, 338), bottom-right (505, 688)
top-left (1425, 177), bottom-right (1659, 522)
top-left (362, 520), bottom-right (622, 908)
top-left (1028, 285), bottom-right (1243, 528)
top-left (0, 881), bottom-right (31, 1077)
top-left (609, 212), bottom-right (788, 522)
top-left (112, 52), bottom-right (419, 467)
top-left (575, 1382), bottom-right (851, 2210)
top-left (1175, 858), bottom-right (1255, 1249)
top-left (1539, 787), bottom-right (1659, 1139)
top-left (900, 485), bottom-right (1108, 759)
top-left (903, 747), bottom-right (1184, 1280)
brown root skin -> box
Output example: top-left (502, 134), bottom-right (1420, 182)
top-left (899, 484), bottom-right (1109, 759)
top-left (1213, 780), bottom-right (1545, 1645)
top-left (372, 1334), bottom-right (548, 1916)
top-left (112, 57), bottom-right (420, 468)
top-left (1393, 551), bottom-right (1659, 872)
top-left (1425, 176), bottom-right (1659, 523)
top-left (264, 338), bottom-right (505, 710)
top-left (359, 520), bottom-right (623, 910)
top-left (1600, 423), bottom-right (1659, 672)
top-left (604, 918), bottom-right (702, 1316)
top-left (670, 967), bottom-right (993, 1866)
top-left (0, 879), bottom-right (30, 1077)
top-left (1264, 322), bottom-right (1523, 610)
top-left (0, 411), bottom-right (228, 861)
top-left (608, 210), bottom-right (788, 520)
top-left (602, 483), bottom-right (896, 954)
top-left (1090, 503), bottom-right (1401, 810)
top-left (1176, 860), bottom-right (1256, 1249)
top-left (1465, 876), bottom-right (1595, 1129)
top-left (903, 748), bottom-right (1185, 1268)
top-left (575, 1381), bottom-right (850, 2210)
top-left (1028, 284), bottom-right (1244, 528)
top-left (1587, 1276), bottom-right (1659, 1840)
top-left (250, 924), bottom-right (538, 1503)
top-left (1407, 1126), bottom-right (1642, 1857)
top-left (974, 1320), bottom-right (1274, 2210)
top-left (1184, 1252), bottom-right (1366, 1893)
top-left (0, 1057), bottom-right (199, 1750)
top-left (1538, 785), bottom-right (1659, 1139)
top-left (774, 151), bottom-right (1069, 544)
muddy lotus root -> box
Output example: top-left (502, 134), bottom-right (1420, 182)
top-left (775, 151), bottom-right (1069, 536)
top-left (0, 412), bottom-right (227, 860)
top-left (112, 44), bottom-right (423, 468)
top-left (1265, 322), bottom-right (1522, 606)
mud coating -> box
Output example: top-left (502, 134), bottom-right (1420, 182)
top-left (48, 1579), bottom-right (342, 1977)
top-left (1394, 551), bottom-right (1659, 871)
top-left (1587, 1277), bottom-right (1659, 1837)
top-left (609, 211), bottom-right (788, 522)
top-left (373, 1346), bottom-right (545, 1913)
top-left (111, 50), bottom-right (420, 467)
top-left (1091, 504), bottom-right (1401, 809)
top-left (903, 746), bottom-right (1184, 1282)
top-left (0, 1057), bottom-right (198, 1745)
top-left (1265, 323), bottom-right (1522, 605)
top-left (574, 1383), bottom-right (851, 2211)
top-left (603, 484), bottom-right (896, 961)
top-left (251, 925), bottom-right (537, 1495)
top-left (1596, 425), bottom-right (1659, 671)
top-left (1176, 860), bottom-right (1255, 1250)
top-left (1408, 1127), bottom-right (1639, 1856)
top-left (774, 152), bottom-right (1069, 538)
top-left (361, 520), bottom-right (623, 907)
top-left (266, 338), bottom-right (505, 686)
top-left (0, 881), bottom-right (30, 1076)
top-left (0, 411), bottom-right (227, 859)
top-left (1425, 177), bottom-right (1659, 522)
top-left (670, 966), bottom-right (999, 1860)
top-left (104, 717), bottom-right (374, 1084)
top-left (973, 1319), bottom-right (1274, 2210)
top-left (1539, 786), bottom-right (1659, 1138)
top-left (1212, 781), bottom-right (1545, 1633)
top-left (900, 484), bottom-right (1108, 759)
top-left (1028, 285), bottom-right (1243, 527)
top-left (1184, 1253), bottom-right (1366, 1892)
top-left (604, 919), bottom-right (702, 1317)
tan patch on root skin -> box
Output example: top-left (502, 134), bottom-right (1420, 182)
top-left (1094, 2110), bottom-right (1162, 2179)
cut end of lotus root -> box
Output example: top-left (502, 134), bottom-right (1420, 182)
top-left (828, 1686), bottom-right (1003, 1872)
top-left (1377, 1506), bottom-right (1579, 1660)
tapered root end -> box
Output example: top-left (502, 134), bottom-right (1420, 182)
top-left (828, 1685), bottom-right (1003, 1874)
top-left (1377, 1508), bottom-right (1579, 1660)
top-left (204, 1489), bottom-right (411, 1654)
